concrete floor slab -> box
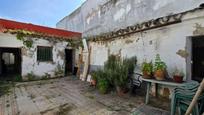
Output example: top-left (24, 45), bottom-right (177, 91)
top-left (0, 77), bottom-right (170, 115)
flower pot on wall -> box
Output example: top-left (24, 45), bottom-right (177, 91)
top-left (141, 61), bottom-right (153, 79)
top-left (154, 69), bottom-right (165, 80)
top-left (142, 71), bottom-right (152, 79)
top-left (172, 68), bottom-right (184, 83)
top-left (153, 54), bottom-right (167, 81)
top-left (173, 75), bottom-right (183, 83)
top-left (91, 79), bottom-right (97, 86)
top-left (116, 86), bottom-right (127, 96)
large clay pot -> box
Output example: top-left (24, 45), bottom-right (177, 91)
top-left (142, 71), bottom-right (152, 79)
top-left (116, 86), bottom-right (127, 96)
top-left (91, 79), bottom-right (97, 86)
top-left (154, 69), bottom-right (165, 80)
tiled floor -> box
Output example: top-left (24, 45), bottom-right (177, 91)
top-left (0, 77), bottom-right (170, 115)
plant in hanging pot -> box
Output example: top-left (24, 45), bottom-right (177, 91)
top-left (172, 68), bottom-right (184, 83)
top-left (153, 54), bottom-right (167, 80)
top-left (141, 61), bottom-right (153, 79)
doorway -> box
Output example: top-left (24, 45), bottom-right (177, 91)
top-left (191, 36), bottom-right (204, 82)
top-left (0, 47), bottom-right (21, 80)
top-left (65, 49), bottom-right (73, 75)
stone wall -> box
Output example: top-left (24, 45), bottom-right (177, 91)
top-left (56, 0), bottom-right (204, 37)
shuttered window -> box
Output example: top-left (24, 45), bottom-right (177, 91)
top-left (37, 46), bottom-right (53, 61)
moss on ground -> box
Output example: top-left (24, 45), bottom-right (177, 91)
top-left (0, 81), bottom-right (13, 96)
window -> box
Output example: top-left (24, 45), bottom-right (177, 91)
top-left (37, 46), bottom-right (53, 61)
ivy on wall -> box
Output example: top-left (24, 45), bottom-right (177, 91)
top-left (16, 32), bottom-right (33, 48)
top-left (4, 29), bottom-right (82, 49)
top-left (67, 39), bottom-right (83, 49)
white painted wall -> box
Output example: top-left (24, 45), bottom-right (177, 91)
top-left (0, 33), bottom-right (71, 79)
top-left (0, 33), bottom-right (23, 47)
top-left (21, 38), bottom-right (68, 78)
top-left (57, 0), bottom-right (204, 37)
top-left (89, 10), bottom-right (204, 81)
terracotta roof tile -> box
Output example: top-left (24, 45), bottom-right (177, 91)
top-left (0, 18), bottom-right (81, 39)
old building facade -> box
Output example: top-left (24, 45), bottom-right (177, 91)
top-left (0, 19), bottom-right (81, 80)
top-left (57, 0), bottom-right (204, 83)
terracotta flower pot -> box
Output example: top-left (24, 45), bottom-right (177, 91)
top-left (173, 75), bottom-right (183, 83)
top-left (116, 86), bottom-right (127, 96)
top-left (142, 71), bottom-right (152, 79)
top-left (154, 69), bottom-right (165, 80)
top-left (91, 79), bottom-right (97, 86)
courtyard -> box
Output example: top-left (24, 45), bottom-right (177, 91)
top-left (0, 77), bottom-right (170, 115)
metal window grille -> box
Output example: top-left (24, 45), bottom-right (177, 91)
top-left (37, 46), bottom-right (53, 61)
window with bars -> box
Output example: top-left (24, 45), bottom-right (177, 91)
top-left (37, 46), bottom-right (53, 61)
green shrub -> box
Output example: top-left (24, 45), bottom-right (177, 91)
top-left (142, 61), bottom-right (153, 75)
top-left (14, 75), bottom-right (23, 82)
top-left (93, 55), bottom-right (137, 93)
top-left (105, 55), bottom-right (136, 88)
top-left (0, 85), bottom-right (11, 96)
top-left (95, 70), bottom-right (109, 94)
top-left (41, 76), bottom-right (48, 80)
top-left (123, 57), bottom-right (137, 75)
top-left (27, 72), bottom-right (36, 81)
top-left (104, 55), bottom-right (119, 70)
top-left (90, 71), bottom-right (97, 81)
top-left (98, 78), bottom-right (109, 94)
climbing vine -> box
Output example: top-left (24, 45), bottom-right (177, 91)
top-left (23, 40), bottom-right (33, 48)
top-left (67, 39), bottom-right (83, 49)
top-left (15, 30), bottom-right (34, 49)
top-left (4, 29), bottom-right (82, 49)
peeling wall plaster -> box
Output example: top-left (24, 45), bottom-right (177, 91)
top-left (114, 8), bottom-right (125, 21)
top-left (0, 33), bottom-right (72, 79)
top-left (57, 0), bottom-right (204, 37)
top-left (89, 12), bottom-right (204, 80)
top-left (193, 23), bottom-right (204, 35)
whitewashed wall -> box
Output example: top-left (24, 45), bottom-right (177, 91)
top-left (57, 0), bottom-right (204, 37)
top-left (89, 10), bottom-right (204, 81)
top-left (21, 38), bottom-right (68, 79)
top-left (0, 33), bottom-right (24, 47)
top-left (0, 33), bottom-right (71, 79)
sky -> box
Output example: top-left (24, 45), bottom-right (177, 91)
top-left (0, 0), bottom-right (86, 27)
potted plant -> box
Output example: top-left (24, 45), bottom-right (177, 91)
top-left (153, 54), bottom-right (167, 80)
top-left (123, 57), bottom-right (137, 75)
top-left (113, 63), bottom-right (129, 96)
top-left (142, 61), bottom-right (153, 79)
top-left (173, 68), bottom-right (184, 83)
top-left (96, 70), bottom-right (109, 94)
top-left (90, 71), bottom-right (97, 86)
top-left (98, 78), bottom-right (109, 94)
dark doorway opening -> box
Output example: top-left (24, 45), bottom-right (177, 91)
top-left (65, 49), bottom-right (73, 75)
top-left (192, 36), bottom-right (204, 82)
top-left (0, 47), bottom-right (21, 80)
